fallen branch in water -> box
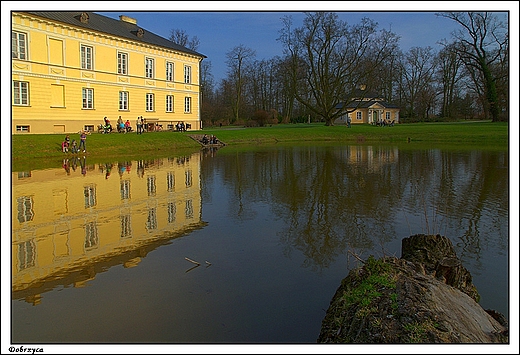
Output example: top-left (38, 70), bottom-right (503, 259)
top-left (185, 264), bottom-right (200, 273)
top-left (185, 257), bottom-right (200, 265)
top-left (348, 250), bottom-right (366, 264)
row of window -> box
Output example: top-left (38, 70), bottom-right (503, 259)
top-left (17, 171), bottom-right (193, 222)
top-left (16, 199), bottom-right (195, 271)
top-left (13, 31), bottom-right (193, 83)
top-left (13, 80), bottom-right (192, 112)
top-left (352, 111), bottom-right (396, 120)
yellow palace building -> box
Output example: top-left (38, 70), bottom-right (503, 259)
top-left (11, 11), bottom-right (206, 134)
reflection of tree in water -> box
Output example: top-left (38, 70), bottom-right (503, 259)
top-left (398, 149), bottom-right (508, 262)
top-left (202, 146), bottom-right (508, 271)
top-left (269, 147), bottom-right (403, 269)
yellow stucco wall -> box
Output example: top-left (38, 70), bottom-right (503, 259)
top-left (12, 12), bottom-right (203, 134)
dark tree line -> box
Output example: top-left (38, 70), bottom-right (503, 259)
top-left (170, 11), bottom-right (508, 127)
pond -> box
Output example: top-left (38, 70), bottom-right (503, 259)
top-left (10, 144), bottom-right (509, 346)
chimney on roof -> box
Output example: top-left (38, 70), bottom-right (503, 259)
top-left (119, 15), bottom-right (137, 25)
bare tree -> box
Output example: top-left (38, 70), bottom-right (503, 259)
top-left (437, 12), bottom-right (508, 121)
top-left (169, 28), bottom-right (200, 51)
top-left (398, 46), bottom-right (438, 121)
top-left (435, 44), bottom-right (464, 119)
top-left (278, 12), bottom-right (399, 126)
top-left (225, 45), bottom-right (256, 123)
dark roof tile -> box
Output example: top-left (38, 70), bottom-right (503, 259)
top-left (23, 11), bottom-right (206, 58)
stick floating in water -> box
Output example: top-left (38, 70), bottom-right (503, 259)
top-left (185, 257), bottom-right (200, 265)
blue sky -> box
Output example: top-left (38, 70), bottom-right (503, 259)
top-left (3, 1), bottom-right (514, 83)
top-left (93, 9), bottom-right (511, 82)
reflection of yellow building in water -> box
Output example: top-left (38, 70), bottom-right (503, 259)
top-left (12, 11), bottom-right (205, 134)
top-left (336, 145), bottom-right (399, 170)
top-left (12, 153), bottom-right (205, 305)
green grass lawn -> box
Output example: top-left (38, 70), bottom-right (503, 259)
top-left (10, 121), bottom-right (509, 171)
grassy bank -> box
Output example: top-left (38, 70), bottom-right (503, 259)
top-left (10, 121), bottom-right (508, 170)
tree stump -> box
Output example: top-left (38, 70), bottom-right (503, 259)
top-left (401, 234), bottom-right (457, 273)
top-left (436, 257), bottom-right (462, 283)
top-left (401, 234), bottom-right (480, 303)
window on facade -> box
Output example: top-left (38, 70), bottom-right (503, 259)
top-left (146, 93), bottom-right (154, 111)
top-left (167, 172), bottom-right (175, 192)
top-left (16, 125), bottom-right (30, 132)
top-left (12, 31), bottom-right (27, 60)
top-left (18, 240), bottom-right (35, 271)
top-left (185, 199), bottom-right (194, 219)
top-left (17, 196), bottom-right (34, 223)
top-left (120, 214), bottom-right (132, 238)
top-left (167, 202), bottom-right (176, 223)
top-left (13, 81), bottom-right (29, 105)
top-left (119, 91), bottom-right (129, 110)
top-left (185, 170), bottom-right (192, 187)
top-left (356, 111), bottom-right (362, 120)
top-left (80, 45), bottom-right (93, 70)
top-left (146, 208), bottom-right (157, 230)
top-left (184, 65), bottom-right (191, 83)
top-left (166, 95), bottom-right (174, 112)
top-left (145, 57), bottom-right (154, 78)
top-left (84, 222), bottom-right (98, 250)
top-left (120, 180), bottom-right (130, 200)
top-left (118, 52), bottom-right (128, 75)
top-left (84, 185), bottom-right (96, 208)
top-left (166, 62), bottom-right (174, 81)
top-left (184, 97), bottom-right (191, 113)
top-left (386, 112), bottom-right (391, 120)
top-left (147, 175), bottom-right (156, 196)
top-left (82, 88), bottom-right (94, 109)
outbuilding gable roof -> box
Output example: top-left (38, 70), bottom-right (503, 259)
top-left (21, 11), bottom-right (206, 58)
top-left (335, 99), bottom-right (400, 110)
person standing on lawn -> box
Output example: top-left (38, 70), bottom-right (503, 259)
top-left (78, 130), bottom-right (87, 152)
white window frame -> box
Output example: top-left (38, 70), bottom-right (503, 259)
top-left (82, 88), bottom-right (94, 109)
top-left (80, 44), bottom-right (93, 70)
top-left (166, 95), bottom-right (174, 112)
top-left (16, 125), bottom-right (30, 132)
top-left (146, 93), bottom-right (154, 112)
top-left (13, 81), bottom-right (29, 105)
top-left (356, 111), bottom-right (362, 120)
top-left (184, 97), bottom-right (191, 113)
top-left (386, 112), bottom-right (391, 120)
top-left (166, 62), bottom-right (174, 82)
top-left (118, 52), bottom-right (128, 75)
top-left (145, 57), bottom-right (154, 79)
top-left (12, 31), bottom-right (27, 60)
top-left (184, 65), bottom-right (191, 84)
top-left (119, 91), bottom-right (129, 110)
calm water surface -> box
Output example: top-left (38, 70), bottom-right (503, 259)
top-left (11, 145), bottom-right (509, 344)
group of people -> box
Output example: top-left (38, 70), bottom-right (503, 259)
top-left (62, 131), bottom-right (88, 153)
top-left (62, 156), bottom-right (87, 176)
top-left (117, 116), bottom-right (133, 133)
top-left (374, 119), bottom-right (396, 127)
top-left (176, 121), bottom-right (190, 132)
top-left (99, 116), bottom-right (133, 134)
top-left (63, 116), bottom-right (192, 153)
top-left (201, 134), bottom-right (221, 145)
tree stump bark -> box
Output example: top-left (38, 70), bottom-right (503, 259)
top-left (401, 234), bottom-right (480, 303)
